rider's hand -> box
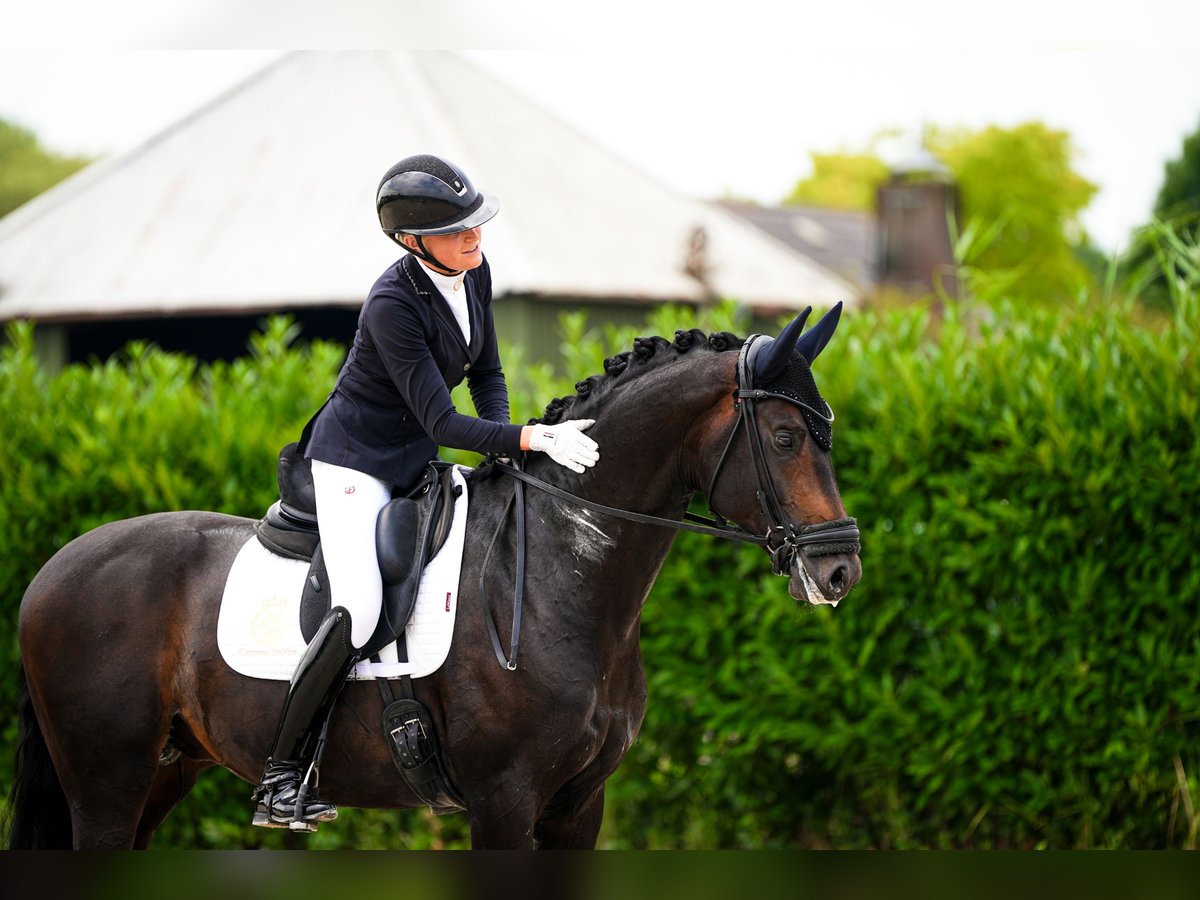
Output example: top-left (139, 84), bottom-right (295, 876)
top-left (527, 419), bottom-right (599, 474)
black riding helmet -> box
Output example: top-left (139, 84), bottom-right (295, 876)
top-left (377, 154), bottom-right (499, 273)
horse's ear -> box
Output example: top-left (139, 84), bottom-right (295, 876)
top-left (794, 301), bottom-right (843, 364)
top-left (752, 306), bottom-right (812, 383)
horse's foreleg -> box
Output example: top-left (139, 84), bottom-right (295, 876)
top-left (534, 785), bottom-right (606, 849)
top-left (466, 792), bottom-right (542, 849)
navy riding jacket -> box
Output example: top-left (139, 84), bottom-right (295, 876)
top-left (300, 253), bottom-right (524, 489)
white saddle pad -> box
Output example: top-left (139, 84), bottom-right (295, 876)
top-left (217, 466), bottom-right (469, 681)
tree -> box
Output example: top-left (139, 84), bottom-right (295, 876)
top-left (1154, 116), bottom-right (1200, 221)
top-left (1118, 117), bottom-right (1200, 311)
top-left (783, 150), bottom-right (890, 212)
top-left (928, 122), bottom-right (1098, 302)
top-left (0, 119), bottom-right (91, 218)
top-left (782, 122), bottom-right (1100, 303)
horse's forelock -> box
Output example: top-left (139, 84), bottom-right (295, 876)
top-left (531, 329), bottom-right (747, 426)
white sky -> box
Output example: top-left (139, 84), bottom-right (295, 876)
top-left (3, 1), bottom-right (1200, 253)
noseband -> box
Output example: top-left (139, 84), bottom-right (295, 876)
top-left (705, 335), bottom-right (861, 575)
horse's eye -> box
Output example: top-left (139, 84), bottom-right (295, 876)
top-left (774, 431), bottom-right (795, 450)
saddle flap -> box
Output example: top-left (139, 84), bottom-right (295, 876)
top-left (376, 463), bottom-right (461, 583)
top-left (364, 468), bottom-right (447, 658)
top-left (376, 498), bottom-right (423, 585)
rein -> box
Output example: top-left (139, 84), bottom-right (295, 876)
top-left (477, 337), bottom-right (861, 670)
top-left (495, 462), bottom-right (859, 550)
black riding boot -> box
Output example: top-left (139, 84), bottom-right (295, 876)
top-left (252, 606), bottom-right (358, 831)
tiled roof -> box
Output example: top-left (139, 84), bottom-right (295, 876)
top-left (719, 200), bottom-right (877, 293)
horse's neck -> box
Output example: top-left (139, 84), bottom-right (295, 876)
top-left (530, 353), bottom-right (730, 621)
top-left (585, 353), bottom-right (728, 515)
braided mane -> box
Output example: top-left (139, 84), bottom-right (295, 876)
top-left (530, 329), bottom-right (745, 426)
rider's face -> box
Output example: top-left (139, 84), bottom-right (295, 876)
top-left (404, 227), bottom-right (484, 272)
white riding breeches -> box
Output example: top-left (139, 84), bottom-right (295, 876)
top-left (310, 460), bottom-right (392, 649)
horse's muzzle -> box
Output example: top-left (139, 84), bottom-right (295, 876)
top-left (788, 550), bottom-right (861, 607)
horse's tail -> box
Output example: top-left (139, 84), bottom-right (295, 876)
top-left (5, 664), bottom-right (73, 849)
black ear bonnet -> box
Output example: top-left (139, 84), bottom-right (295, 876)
top-left (757, 352), bottom-right (833, 452)
top-left (746, 302), bottom-right (843, 452)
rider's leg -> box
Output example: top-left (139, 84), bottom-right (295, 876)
top-left (309, 461), bottom-right (390, 649)
top-left (251, 605), bottom-right (356, 829)
top-left (251, 461), bottom-right (390, 830)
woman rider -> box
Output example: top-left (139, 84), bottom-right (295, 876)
top-left (251, 154), bottom-right (600, 830)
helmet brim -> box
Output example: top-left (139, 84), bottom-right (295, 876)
top-left (391, 192), bottom-right (499, 236)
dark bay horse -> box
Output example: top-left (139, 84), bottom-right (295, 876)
top-left (8, 306), bottom-right (861, 849)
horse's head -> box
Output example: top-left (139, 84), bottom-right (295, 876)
top-left (699, 303), bottom-right (862, 607)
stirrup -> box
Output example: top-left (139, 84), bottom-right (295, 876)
top-left (251, 804), bottom-right (338, 832)
top-left (251, 792), bottom-right (338, 831)
top-left (251, 763), bottom-right (338, 832)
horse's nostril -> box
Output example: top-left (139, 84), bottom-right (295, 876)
top-left (829, 564), bottom-right (848, 597)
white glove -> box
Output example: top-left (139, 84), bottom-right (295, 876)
top-left (528, 419), bottom-right (600, 474)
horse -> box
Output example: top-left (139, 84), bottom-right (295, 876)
top-left (7, 305), bottom-right (862, 849)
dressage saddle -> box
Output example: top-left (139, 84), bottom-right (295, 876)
top-left (254, 442), bottom-right (459, 657)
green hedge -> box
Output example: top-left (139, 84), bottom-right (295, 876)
top-left (612, 295), bottom-right (1200, 848)
top-left (2, 294), bottom-right (1197, 848)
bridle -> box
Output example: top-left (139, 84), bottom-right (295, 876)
top-left (480, 336), bottom-right (860, 669)
top-left (705, 334), bottom-right (861, 576)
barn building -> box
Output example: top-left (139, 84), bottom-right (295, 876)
top-left (0, 52), bottom-right (858, 370)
